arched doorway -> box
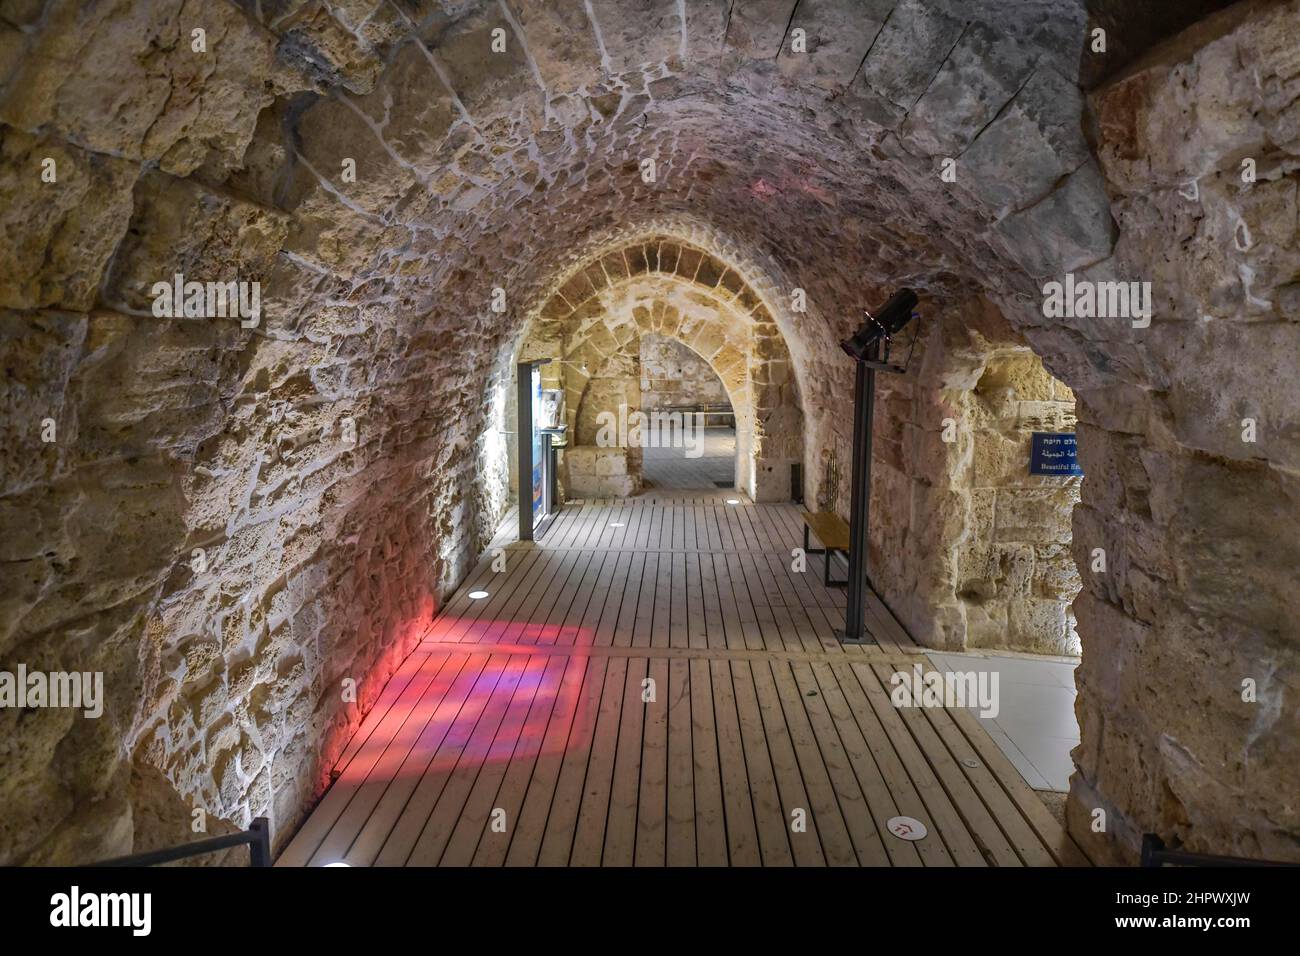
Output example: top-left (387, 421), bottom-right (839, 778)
top-left (512, 236), bottom-right (805, 503)
top-left (637, 334), bottom-right (737, 491)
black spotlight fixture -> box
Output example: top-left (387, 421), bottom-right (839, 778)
top-left (840, 288), bottom-right (920, 643)
top-left (840, 288), bottom-right (919, 362)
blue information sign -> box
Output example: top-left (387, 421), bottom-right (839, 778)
top-left (1030, 432), bottom-right (1083, 476)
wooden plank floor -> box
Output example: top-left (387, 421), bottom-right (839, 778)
top-left (278, 497), bottom-right (1087, 867)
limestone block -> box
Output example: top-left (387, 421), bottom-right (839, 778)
top-left (0, 310), bottom-right (87, 496)
top-left (858, 0), bottom-right (964, 111)
top-left (902, 23), bottom-right (1036, 156)
top-left (587, 0), bottom-right (681, 73)
top-left (0, 0), bottom-right (282, 177)
top-left (1148, 453), bottom-right (1300, 636)
top-left (712, 343), bottom-right (744, 377)
top-left (507, 0), bottom-right (604, 92)
top-left (680, 0), bottom-right (729, 60)
top-left (918, 602), bottom-right (968, 652)
top-left (296, 93), bottom-right (418, 216)
top-left (565, 462), bottom-right (638, 498)
top-left (776, 0), bottom-right (886, 89)
top-left (1154, 317), bottom-right (1300, 474)
top-left (963, 600), bottom-right (1008, 649)
top-left (998, 543), bottom-right (1036, 598)
top-left (1072, 592), bottom-right (1300, 860)
top-left (1008, 597), bottom-right (1069, 654)
top-left (971, 429), bottom-right (1023, 488)
top-left (0, 129), bottom-right (140, 311)
top-left (997, 160), bottom-right (1116, 277)
top-left (695, 254), bottom-right (729, 290)
top-left (1034, 542), bottom-right (1082, 601)
top-left (105, 170), bottom-right (290, 313)
top-left (271, 1), bottom-right (386, 94)
top-left (675, 247), bottom-right (703, 281)
top-left (689, 323), bottom-right (727, 360)
top-left (429, 5), bottom-right (542, 122)
top-left (348, 41), bottom-right (456, 181)
top-left (724, 0), bottom-right (798, 59)
top-left (587, 327), bottom-right (621, 361)
top-left (1092, 5), bottom-right (1288, 192)
top-left (560, 270), bottom-right (598, 308)
top-left (996, 487), bottom-right (1076, 543)
top-left (972, 384), bottom-right (1017, 423)
top-left (1233, 175), bottom-right (1299, 251)
top-left (977, 353), bottom-right (1057, 401)
top-left (960, 66), bottom-right (1090, 215)
top-left (1017, 401), bottom-right (1075, 432)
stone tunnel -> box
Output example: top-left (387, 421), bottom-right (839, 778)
top-left (1, 0), bottom-right (1297, 872)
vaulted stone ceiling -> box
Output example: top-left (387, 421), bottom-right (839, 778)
top-left (1, 0), bottom-right (1296, 864)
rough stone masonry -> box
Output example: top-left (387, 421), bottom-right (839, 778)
top-left (0, 0), bottom-right (1296, 866)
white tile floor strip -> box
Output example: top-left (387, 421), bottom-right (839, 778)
top-left (926, 651), bottom-right (1080, 793)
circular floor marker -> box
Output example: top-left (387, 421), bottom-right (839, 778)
top-left (961, 758), bottom-right (981, 769)
top-left (468, 590), bottom-right (489, 600)
top-left (886, 816), bottom-right (928, 841)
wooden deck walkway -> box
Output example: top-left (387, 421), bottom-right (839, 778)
top-left (278, 495), bottom-right (1088, 867)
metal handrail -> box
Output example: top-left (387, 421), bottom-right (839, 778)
top-left (86, 817), bottom-right (272, 868)
top-left (1140, 833), bottom-right (1298, 867)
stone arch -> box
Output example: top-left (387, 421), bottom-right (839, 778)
top-left (515, 235), bottom-right (804, 501)
top-left (566, 299), bottom-right (749, 495)
top-left (2, 0), bottom-right (1296, 869)
top-left (851, 294), bottom-right (1085, 655)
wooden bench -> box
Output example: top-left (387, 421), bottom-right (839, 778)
top-left (800, 511), bottom-right (850, 587)
top-left (657, 402), bottom-right (736, 428)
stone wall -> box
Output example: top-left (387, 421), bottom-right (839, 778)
top-left (958, 354), bottom-right (1081, 656)
top-left (562, 446), bottom-right (641, 499)
top-left (848, 299), bottom-right (1080, 657)
top-left (1, 0), bottom-right (512, 864)
top-left (1063, 0), bottom-right (1300, 863)
top-left (574, 345), bottom-right (641, 446)
top-left (0, 0), bottom-right (1294, 866)
top-left (569, 340), bottom-right (643, 497)
top-left (562, 330), bottom-right (736, 499)
top-left (640, 334), bottom-right (731, 412)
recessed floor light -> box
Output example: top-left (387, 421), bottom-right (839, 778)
top-left (726, 498), bottom-right (740, 505)
top-left (323, 861), bottom-right (351, 867)
top-left (886, 816), bottom-right (927, 841)
top-left (468, 590), bottom-right (489, 600)
top-left (609, 522), bottom-right (624, 527)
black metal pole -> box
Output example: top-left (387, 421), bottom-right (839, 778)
top-left (248, 815), bottom-right (272, 867)
top-left (517, 362), bottom-right (533, 542)
top-left (843, 342), bottom-right (878, 642)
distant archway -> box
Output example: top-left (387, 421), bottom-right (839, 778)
top-left (513, 236), bottom-right (804, 502)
